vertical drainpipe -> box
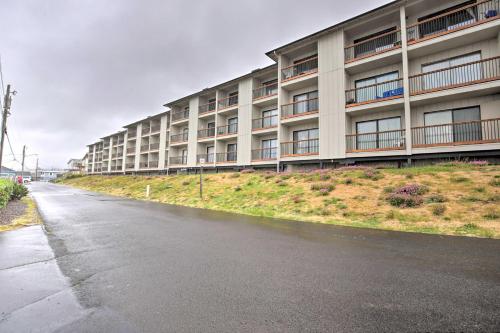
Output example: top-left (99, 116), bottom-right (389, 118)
top-left (400, 5), bottom-right (413, 165)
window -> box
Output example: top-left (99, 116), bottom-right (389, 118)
top-left (417, 1), bottom-right (477, 38)
top-left (262, 79), bottom-right (278, 96)
top-left (288, 54), bottom-right (318, 78)
top-left (181, 149), bottom-right (188, 164)
top-left (228, 117), bottom-right (238, 134)
top-left (293, 128), bottom-right (319, 154)
top-left (206, 146), bottom-right (214, 162)
top-left (208, 98), bottom-right (216, 111)
top-left (261, 139), bottom-right (277, 159)
top-left (353, 26), bottom-right (398, 58)
top-left (356, 117), bottom-right (403, 150)
top-left (207, 122), bottom-right (215, 136)
top-left (354, 72), bottom-right (399, 103)
top-left (227, 143), bottom-right (237, 161)
top-left (422, 52), bottom-right (482, 90)
top-left (228, 92), bottom-right (238, 106)
top-left (182, 127), bottom-right (189, 141)
top-left (262, 109), bottom-right (278, 127)
top-left (293, 91), bottom-right (318, 115)
top-left (424, 106), bottom-right (481, 145)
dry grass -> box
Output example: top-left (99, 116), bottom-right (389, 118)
top-left (0, 197), bottom-right (42, 232)
top-left (59, 164), bottom-right (500, 238)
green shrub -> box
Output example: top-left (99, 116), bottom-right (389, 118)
top-left (386, 184), bottom-right (427, 208)
top-left (431, 204), bottom-right (446, 216)
top-left (426, 194), bottom-right (446, 203)
top-left (483, 210), bottom-right (499, 220)
top-left (11, 183), bottom-right (28, 200)
top-left (0, 179), bottom-right (14, 209)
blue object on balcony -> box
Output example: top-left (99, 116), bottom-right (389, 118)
top-left (382, 87), bottom-right (404, 98)
top-left (485, 10), bottom-right (497, 18)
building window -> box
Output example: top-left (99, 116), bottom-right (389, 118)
top-left (293, 90), bottom-right (318, 115)
top-left (261, 139), bottom-right (277, 159)
top-left (262, 109), bottom-right (278, 127)
top-left (292, 128), bottom-right (319, 154)
top-left (206, 146), bottom-right (214, 162)
top-left (227, 143), bottom-right (237, 161)
top-left (353, 26), bottom-right (398, 57)
top-left (227, 117), bottom-right (238, 134)
top-left (354, 71), bottom-right (399, 103)
top-left (421, 52), bottom-right (481, 90)
top-left (424, 106), bottom-right (481, 145)
top-left (356, 117), bottom-right (402, 150)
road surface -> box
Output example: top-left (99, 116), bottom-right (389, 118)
top-left (1, 182), bottom-right (499, 332)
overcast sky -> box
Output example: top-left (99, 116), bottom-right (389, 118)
top-left (0, 0), bottom-right (391, 170)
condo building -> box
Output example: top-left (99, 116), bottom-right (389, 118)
top-left (85, 0), bottom-right (500, 174)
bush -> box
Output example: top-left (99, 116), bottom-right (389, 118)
top-left (310, 183), bottom-right (335, 193)
top-left (319, 174), bottom-right (331, 181)
top-left (344, 178), bottom-right (353, 185)
top-left (483, 209), bottom-right (499, 220)
top-left (393, 184), bottom-right (428, 196)
top-left (431, 204), bottom-right (446, 216)
top-left (386, 184), bottom-right (427, 208)
top-left (11, 183), bottom-right (28, 200)
top-left (0, 180), bottom-right (14, 209)
top-left (426, 194), bottom-right (446, 203)
top-left (361, 168), bottom-right (383, 181)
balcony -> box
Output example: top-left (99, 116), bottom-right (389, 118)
top-left (411, 118), bottom-right (500, 148)
top-left (169, 156), bottom-right (187, 165)
top-left (128, 131), bottom-right (137, 139)
top-left (171, 133), bottom-right (189, 144)
top-left (149, 142), bottom-right (160, 151)
top-left (346, 78), bottom-right (404, 107)
top-left (140, 144), bottom-right (149, 152)
top-left (218, 95), bottom-right (238, 111)
top-left (281, 98), bottom-right (319, 119)
top-left (251, 148), bottom-right (277, 161)
top-left (409, 56), bottom-right (500, 97)
top-left (151, 125), bottom-right (161, 133)
top-left (198, 127), bottom-right (215, 139)
top-left (172, 109), bottom-right (189, 122)
top-left (102, 154), bottom-right (109, 160)
top-left (252, 115), bottom-right (278, 131)
top-left (148, 161), bottom-right (159, 168)
top-left (126, 163), bottom-right (135, 169)
top-left (280, 139), bottom-right (319, 157)
top-left (281, 56), bottom-right (318, 82)
top-left (406, 0), bottom-right (500, 45)
top-left (344, 29), bottom-right (401, 63)
top-left (217, 123), bottom-right (238, 136)
top-left (199, 101), bottom-right (216, 115)
top-left (197, 153), bottom-right (215, 163)
top-left (126, 147), bottom-right (136, 155)
top-left (141, 127), bottom-right (150, 136)
top-left (216, 152), bottom-right (237, 163)
top-left (253, 81), bottom-right (278, 100)
top-left (346, 129), bottom-right (406, 153)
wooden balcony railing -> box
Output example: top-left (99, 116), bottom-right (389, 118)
top-left (171, 133), bottom-right (189, 143)
top-left (253, 81), bottom-right (278, 100)
top-left (197, 153), bottom-right (215, 163)
top-left (406, 0), bottom-right (500, 44)
top-left (281, 56), bottom-right (318, 81)
top-left (217, 123), bottom-right (238, 136)
top-left (251, 148), bottom-right (277, 161)
top-left (199, 101), bottom-right (216, 115)
top-left (346, 78), bottom-right (403, 106)
top-left (280, 139), bottom-right (319, 157)
top-left (169, 156), bottom-right (187, 165)
top-left (252, 115), bottom-right (278, 130)
top-left (344, 29), bottom-right (401, 63)
top-left (281, 97), bottom-right (319, 118)
top-left (409, 56), bottom-right (500, 95)
top-left (198, 127), bottom-right (216, 139)
top-left (172, 109), bottom-right (189, 122)
top-left (218, 95), bottom-right (239, 110)
top-left (411, 118), bottom-right (500, 148)
top-left (346, 129), bottom-right (406, 153)
top-left (216, 152), bottom-right (237, 163)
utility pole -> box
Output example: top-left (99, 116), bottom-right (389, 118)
top-left (0, 84), bottom-right (13, 170)
top-left (35, 158), bottom-right (39, 181)
top-left (21, 145), bottom-right (26, 180)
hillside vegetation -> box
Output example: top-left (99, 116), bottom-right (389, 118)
top-left (59, 163), bottom-right (500, 238)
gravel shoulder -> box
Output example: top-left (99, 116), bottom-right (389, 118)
top-left (0, 199), bottom-right (27, 226)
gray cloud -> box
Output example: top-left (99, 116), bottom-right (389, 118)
top-left (0, 0), bottom-right (391, 169)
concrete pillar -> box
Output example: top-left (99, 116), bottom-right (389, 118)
top-left (134, 124), bottom-right (142, 171)
top-left (400, 5), bottom-right (413, 156)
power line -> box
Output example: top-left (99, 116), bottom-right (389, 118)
top-left (5, 132), bottom-right (17, 162)
top-left (0, 54), bottom-right (5, 97)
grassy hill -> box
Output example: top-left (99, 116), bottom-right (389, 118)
top-left (58, 162), bottom-right (500, 238)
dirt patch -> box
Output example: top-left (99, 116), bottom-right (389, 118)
top-left (0, 199), bottom-right (27, 225)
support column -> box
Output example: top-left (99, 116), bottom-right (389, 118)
top-left (400, 5), bottom-right (412, 157)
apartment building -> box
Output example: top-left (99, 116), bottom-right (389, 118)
top-left (85, 0), bottom-right (500, 174)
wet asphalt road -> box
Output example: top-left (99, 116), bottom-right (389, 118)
top-left (1, 182), bottom-right (500, 332)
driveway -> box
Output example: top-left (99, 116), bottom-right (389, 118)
top-left (1, 182), bottom-right (499, 332)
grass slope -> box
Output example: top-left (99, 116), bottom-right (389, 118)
top-left (59, 163), bottom-right (500, 238)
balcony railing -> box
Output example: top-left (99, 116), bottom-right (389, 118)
top-left (151, 125), bottom-right (161, 133)
top-left (253, 81), bottom-right (278, 100)
top-left (149, 142), bottom-right (160, 151)
top-left (128, 131), bottom-right (137, 139)
top-left (169, 156), bottom-right (187, 165)
top-left (252, 115), bottom-right (278, 130)
top-left (345, 29), bottom-right (401, 63)
top-left (280, 139), bottom-right (319, 157)
top-left (198, 127), bottom-right (216, 139)
top-left (199, 101), bottom-right (216, 115)
top-left (281, 57), bottom-right (318, 81)
top-left (251, 148), bottom-right (277, 161)
top-left (346, 78), bottom-right (404, 106)
top-left (116, 138), bottom-right (125, 145)
top-left (346, 129), bottom-right (406, 153)
top-left (140, 144), bottom-right (149, 152)
top-left (126, 147), bottom-right (136, 154)
top-left (171, 133), bottom-right (189, 143)
top-left (218, 95), bottom-right (239, 110)
top-left (409, 56), bottom-right (500, 95)
top-left (141, 127), bottom-right (150, 135)
top-left (281, 98), bottom-right (319, 118)
top-left (126, 163), bottom-right (135, 169)
top-left (217, 123), bottom-right (238, 136)
top-left (411, 118), bottom-right (500, 148)
top-left (216, 152), bottom-right (237, 163)
top-left (172, 109), bottom-right (189, 122)
top-left (197, 153), bottom-right (215, 163)
top-left (148, 161), bottom-right (159, 168)
top-left (139, 162), bottom-right (149, 169)
top-left (407, 0), bottom-right (500, 44)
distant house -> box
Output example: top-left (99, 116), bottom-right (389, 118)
top-left (0, 166), bottom-right (16, 179)
top-left (39, 170), bottom-right (65, 182)
top-left (67, 158), bottom-right (85, 174)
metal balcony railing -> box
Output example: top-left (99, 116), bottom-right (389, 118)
top-left (281, 56), bottom-right (318, 81)
top-left (252, 115), bottom-right (278, 130)
top-left (217, 123), bottom-right (238, 136)
top-left (169, 156), bottom-right (187, 165)
top-left (126, 163), bottom-right (135, 169)
top-left (149, 142), bottom-right (160, 151)
top-left (172, 109), bottom-right (189, 122)
top-left (171, 133), bottom-right (189, 143)
top-left (198, 127), bottom-right (216, 138)
top-left (199, 101), bottom-right (216, 115)
top-left (218, 95), bottom-right (239, 110)
top-left (406, 0), bottom-right (500, 44)
top-left (281, 98), bottom-right (319, 118)
top-left (251, 148), bottom-right (277, 161)
top-left (345, 29), bottom-right (401, 62)
top-left (411, 118), bottom-right (500, 148)
top-left (128, 131), bottom-right (137, 139)
top-left (126, 147), bottom-right (136, 154)
top-left (346, 129), bottom-right (406, 153)
top-left (216, 152), bottom-right (237, 163)
top-left (345, 78), bottom-right (404, 105)
top-left (151, 125), bottom-right (161, 133)
top-left (197, 153), bottom-right (215, 163)
top-left (148, 161), bottom-right (159, 168)
top-left (253, 81), bottom-right (278, 100)
top-left (280, 139), bottom-right (319, 157)
top-left (140, 144), bottom-right (149, 152)
top-left (141, 127), bottom-right (150, 135)
top-left (409, 56), bottom-right (500, 95)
